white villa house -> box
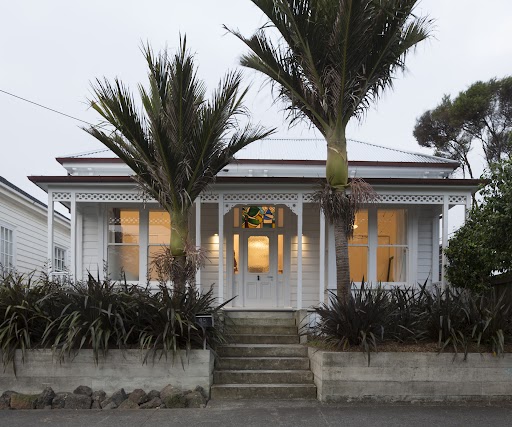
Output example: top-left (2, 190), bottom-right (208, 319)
top-left (30, 139), bottom-right (479, 309)
top-left (0, 176), bottom-right (70, 277)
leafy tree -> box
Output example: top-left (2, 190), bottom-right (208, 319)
top-left (445, 159), bottom-right (512, 292)
top-left (414, 77), bottom-right (512, 178)
top-left (229, 0), bottom-right (431, 301)
top-left (85, 39), bottom-right (273, 290)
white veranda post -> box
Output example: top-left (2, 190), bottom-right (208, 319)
top-left (218, 194), bottom-right (224, 304)
top-left (297, 194), bottom-right (303, 309)
top-left (195, 199), bottom-right (201, 292)
top-left (47, 191), bottom-right (54, 276)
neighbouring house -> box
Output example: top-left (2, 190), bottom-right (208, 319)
top-left (29, 139), bottom-right (479, 308)
top-left (0, 176), bottom-right (70, 278)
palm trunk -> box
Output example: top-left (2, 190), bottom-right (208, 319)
top-left (326, 129), bottom-right (351, 302)
top-left (334, 216), bottom-right (351, 303)
top-left (170, 209), bottom-right (189, 293)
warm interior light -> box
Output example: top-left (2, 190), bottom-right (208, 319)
top-left (353, 224), bottom-right (359, 229)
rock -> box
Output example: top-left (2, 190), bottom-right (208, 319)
top-left (101, 389), bottom-right (127, 408)
top-left (194, 385), bottom-right (207, 399)
top-left (160, 385), bottom-right (181, 401)
top-left (147, 390), bottom-right (160, 400)
top-left (118, 399), bottom-right (139, 410)
top-left (35, 387), bottom-right (55, 409)
top-left (1, 391), bottom-right (17, 405)
top-left (139, 397), bottom-right (162, 409)
top-left (128, 389), bottom-right (148, 405)
top-left (0, 397), bottom-right (9, 410)
top-left (184, 391), bottom-right (206, 408)
top-left (102, 401), bottom-right (118, 410)
top-left (163, 393), bottom-right (186, 408)
top-left (73, 385), bottom-right (93, 397)
top-left (10, 393), bottom-right (38, 410)
top-left (64, 393), bottom-right (92, 410)
top-left (91, 390), bottom-right (107, 409)
top-left (51, 393), bottom-right (69, 409)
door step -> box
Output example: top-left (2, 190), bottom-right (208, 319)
top-left (211, 384), bottom-right (317, 400)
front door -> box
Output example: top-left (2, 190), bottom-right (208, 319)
top-left (243, 231), bottom-right (277, 307)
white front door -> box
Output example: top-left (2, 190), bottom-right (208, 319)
top-left (243, 231), bottom-right (277, 307)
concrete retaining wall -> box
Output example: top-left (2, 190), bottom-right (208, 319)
top-left (308, 348), bottom-right (512, 402)
top-left (0, 349), bottom-right (214, 395)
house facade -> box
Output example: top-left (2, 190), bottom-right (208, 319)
top-left (30, 139), bottom-right (479, 309)
top-left (0, 176), bottom-right (70, 277)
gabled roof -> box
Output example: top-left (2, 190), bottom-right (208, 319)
top-left (57, 138), bottom-right (458, 166)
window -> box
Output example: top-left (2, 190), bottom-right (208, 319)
top-left (107, 208), bottom-right (140, 281)
top-left (347, 209), bottom-right (409, 283)
top-left (147, 210), bottom-right (171, 281)
top-left (348, 210), bottom-right (368, 282)
top-left (53, 246), bottom-right (67, 272)
top-left (377, 209), bottom-right (408, 282)
top-left (0, 225), bottom-right (14, 273)
top-left (235, 206), bottom-right (284, 229)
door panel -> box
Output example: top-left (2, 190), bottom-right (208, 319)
top-left (243, 232), bottom-right (277, 307)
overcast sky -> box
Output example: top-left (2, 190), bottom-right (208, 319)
top-left (1, 0), bottom-right (512, 218)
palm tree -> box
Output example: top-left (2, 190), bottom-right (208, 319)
top-left (229, 0), bottom-right (431, 302)
top-left (85, 38), bottom-right (274, 290)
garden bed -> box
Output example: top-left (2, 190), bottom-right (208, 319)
top-left (308, 347), bottom-right (512, 402)
top-left (0, 349), bottom-right (213, 396)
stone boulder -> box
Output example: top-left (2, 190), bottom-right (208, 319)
top-left (128, 389), bottom-right (148, 405)
top-left (10, 393), bottom-right (38, 410)
top-left (73, 385), bottom-right (93, 397)
top-left (147, 390), bottom-right (160, 400)
top-left (0, 397), bottom-right (9, 410)
top-left (35, 387), bottom-right (55, 409)
top-left (91, 390), bottom-right (107, 409)
top-left (64, 394), bottom-right (92, 410)
top-left (51, 393), bottom-right (69, 409)
top-left (160, 385), bottom-right (181, 401)
top-left (163, 393), bottom-right (186, 408)
top-left (139, 397), bottom-right (162, 409)
top-left (102, 401), bottom-right (118, 410)
top-left (118, 399), bottom-right (139, 409)
top-left (101, 389), bottom-right (127, 408)
top-left (184, 391), bottom-right (206, 408)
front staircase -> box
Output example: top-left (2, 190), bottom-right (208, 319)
top-left (210, 311), bottom-right (317, 400)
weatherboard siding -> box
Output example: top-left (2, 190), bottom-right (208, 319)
top-left (0, 192), bottom-right (69, 275)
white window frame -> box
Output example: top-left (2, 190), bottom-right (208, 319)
top-left (0, 222), bottom-right (16, 275)
top-left (53, 245), bottom-right (67, 272)
top-left (349, 206), bottom-right (410, 287)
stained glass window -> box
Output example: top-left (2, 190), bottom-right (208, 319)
top-left (242, 206), bottom-right (276, 228)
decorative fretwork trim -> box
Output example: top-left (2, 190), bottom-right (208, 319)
top-left (449, 195), bottom-right (468, 205)
top-left (378, 194), bottom-right (443, 204)
top-left (223, 193), bottom-right (299, 203)
top-left (199, 193), bottom-right (219, 202)
top-left (52, 192), bottom-right (71, 201)
top-left (75, 193), bottom-right (154, 202)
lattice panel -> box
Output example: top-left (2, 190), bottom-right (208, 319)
top-left (200, 193), bottom-right (219, 202)
top-left (223, 193), bottom-right (299, 203)
top-left (75, 193), bottom-right (150, 202)
top-left (52, 192), bottom-right (71, 201)
top-left (378, 194), bottom-right (443, 204)
top-left (302, 193), bottom-right (314, 202)
top-left (449, 195), bottom-right (468, 205)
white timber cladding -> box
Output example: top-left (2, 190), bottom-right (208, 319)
top-left (0, 190), bottom-right (69, 275)
top-left (58, 185), bottom-right (471, 307)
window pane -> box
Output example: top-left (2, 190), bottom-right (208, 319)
top-left (378, 209), bottom-right (407, 246)
top-left (349, 246), bottom-right (368, 282)
top-left (242, 206), bottom-right (275, 228)
top-left (108, 209), bottom-right (139, 244)
top-left (149, 211), bottom-right (170, 244)
top-left (147, 245), bottom-right (168, 281)
top-left (108, 245), bottom-right (139, 281)
top-left (233, 234), bottom-right (240, 274)
top-left (349, 210), bottom-right (368, 245)
top-left (278, 234), bottom-right (284, 274)
top-left (377, 246), bottom-right (407, 282)
top-left (247, 236), bottom-right (269, 273)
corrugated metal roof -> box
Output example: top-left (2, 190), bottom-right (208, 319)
top-left (62, 139), bottom-right (457, 164)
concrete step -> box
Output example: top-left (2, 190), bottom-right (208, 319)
top-left (210, 384), bottom-right (317, 400)
top-left (225, 311), bottom-right (295, 319)
top-left (226, 317), bottom-right (296, 327)
top-left (229, 334), bottom-right (299, 345)
top-left (214, 370), bottom-right (314, 385)
top-left (225, 325), bottom-right (298, 335)
top-left (217, 344), bottom-right (308, 358)
top-left (216, 357), bottom-right (310, 371)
